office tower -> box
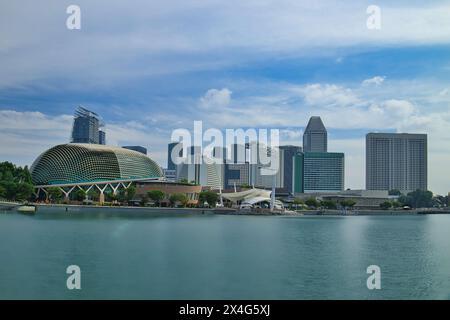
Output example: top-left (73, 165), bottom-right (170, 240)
top-left (71, 106), bottom-right (104, 144)
top-left (303, 116), bottom-right (327, 152)
top-left (224, 144), bottom-right (250, 189)
top-left (98, 130), bottom-right (106, 145)
top-left (167, 142), bottom-right (181, 171)
top-left (293, 152), bottom-right (345, 193)
top-left (279, 145), bottom-right (302, 194)
top-left (366, 133), bottom-right (427, 192)
top-left (123, 146), bottom-right (147, 155)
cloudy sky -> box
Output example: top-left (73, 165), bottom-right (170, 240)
top-left (1, 0), bottom-right (450, 194)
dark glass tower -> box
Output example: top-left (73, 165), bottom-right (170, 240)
top-left (303, 116), bottom-right (327, 152)
top-left (71, 106), bottom-right (105, 144)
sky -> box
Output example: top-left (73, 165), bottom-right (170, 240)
top-left (1, 0), bottom-right (450, 194)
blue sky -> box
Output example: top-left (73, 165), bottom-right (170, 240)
top-left (1, 0), bottom-right (450, 194)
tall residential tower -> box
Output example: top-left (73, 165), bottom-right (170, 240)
top-left (366, 133), bottom-right (427, 193)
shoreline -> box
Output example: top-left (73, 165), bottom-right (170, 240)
top-left (11, 203), bottom-right (449, 216)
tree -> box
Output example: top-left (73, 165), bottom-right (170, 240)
top-left (0, 162), bottom-right (35, 201)
top-left (0, 185), bottom-right (5, 199)
top-left (147, 190), bottom-right (165, 207)
top-left (140, 194), bottom-right (149, 207)
top-left (125, 185), bottom-right (136, 202)
top-left (75, 189), bottom-right (87, 202)
top-left (399, 189), bottom-right (433, 208)
top-left (320, 199), bottom-right (337, 209)
top-left (380, 201), bottom-right (392, 210)
top-left (15, 183), bottom-right (34, 201)
top-left (48, 187), bottom-right (63, 203)
top-left (388, 189), bottom-right (402, 196)
top-left (169, 193), bottom-right (189, 207)
top-left (340, 199), bottom-right (356, 209)
top-left (198, 191), bottom-right (219, 207)
top-left (292, 198), bottom-right (304, 210)
top-left (305, 198), bottom-right (319, 208)
top-left (391, 200), bottom-right (401, 208)
top-left (87, 188), bottom-right (100, 201)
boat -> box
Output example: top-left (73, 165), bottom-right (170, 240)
top-left (16, 205), bottom-right (37, 214)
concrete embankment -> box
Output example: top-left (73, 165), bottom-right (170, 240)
top-left (34, 204), bottom-right (215, 215)
top-left (28, 204), bottom-right (450, 216)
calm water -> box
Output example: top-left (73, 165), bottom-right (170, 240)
top-left (0, 209), bottom-right (450, 299)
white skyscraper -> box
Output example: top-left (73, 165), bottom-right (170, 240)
top-left (366, 133), bottom-right (427, 193)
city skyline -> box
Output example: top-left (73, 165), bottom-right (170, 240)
top-left (1, 1), bottom-right (450, 194)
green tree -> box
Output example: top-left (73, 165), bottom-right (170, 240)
top-left (0, 185), bottom-right (6, 199)
top-left (380, 201), bottom-right (392, 210)
top-left (15, 183), bottom-right (34, 201)
top-left (169, 193), bottom-right (189, 207)
top-left (320, 199), bottom-right (337, 209)
top-left (292, 198), bottom-right (304, 209)
top-left (147, 190), bottom-right (165, 207)
top-left (388, 189), bottom-right (402, 196)
top-left (48, 187), bottom-right (63, 203)
top-left (399, 189), bottom-right (433, 208)
top-left (198, 191), bottom-right (219, 207)
top-left (75, 189), bottom-right (87, 201)
top-left (87, 188), bottom-right (100, 201)
top-left (339, 199), bottom-right (356, 209)
top-left (140, 194), bottom-right (149, 207)
top-left (305, 198), bottom-right (319, 208)
top-left (126, 185), bottom-right (136, 201)
top-left (391, 200), bottom-right (401, 208)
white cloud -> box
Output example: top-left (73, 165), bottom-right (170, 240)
top-left (362, 76), bottom-right (385, 86)
top-left (199, 88), bottom-right (232, 109)
top-left (297, 84), bottom-right (360, 108)
top-left (1, 1), bottom-right (450, 89)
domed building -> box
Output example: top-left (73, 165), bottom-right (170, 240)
top-left (31, 144), bottom-right (162, 185)
top-left (31, 144), bottom-right (163, 202)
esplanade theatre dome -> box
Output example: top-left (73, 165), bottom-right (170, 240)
top-left (31, 144), bottom-right (163, 186)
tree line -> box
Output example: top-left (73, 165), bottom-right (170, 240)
top-left (0, 162), bottom-right (34, 202)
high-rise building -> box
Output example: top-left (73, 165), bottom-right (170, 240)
top-left (123, 146), bottom-right (147, 155)
top-left (98, 130), bottom-right (106, 145)
top-left (366, 133), bottom-right (427, 193)
top-left (167, 142), bottom-right (181, 171)
top-left (293, 152), bottom-right (345, 193)
top-left (279, 145), bottom-right (302, 194)
top-left (176, 146), bottom-right (224, 190)
top-left (71, 106), bottom-right (105, 144)
top-left (303, 116), bottom-right (327, 152)
top-left (224, 144), bottom-right (250, 189)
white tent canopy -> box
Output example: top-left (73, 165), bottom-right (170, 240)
top-left (221, 188), bottom-right (271, 203)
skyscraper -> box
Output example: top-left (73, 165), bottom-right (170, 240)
top-left (71, 106), bottom-right (105, 144)
top-left (293, 152), bottom-right (344, 193)
top-left (366, 133), bottom-right (427, 193)
top-left (98, 130), bottom-right (106, 145)
top-left (303, 116), bottom-right (327, 152)
top-left (224, 144), bottom-right (250, 189)
top-left (167, 142), bottom-right (180, 171)
top-left (279, 145), bottom-right (302, 194)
